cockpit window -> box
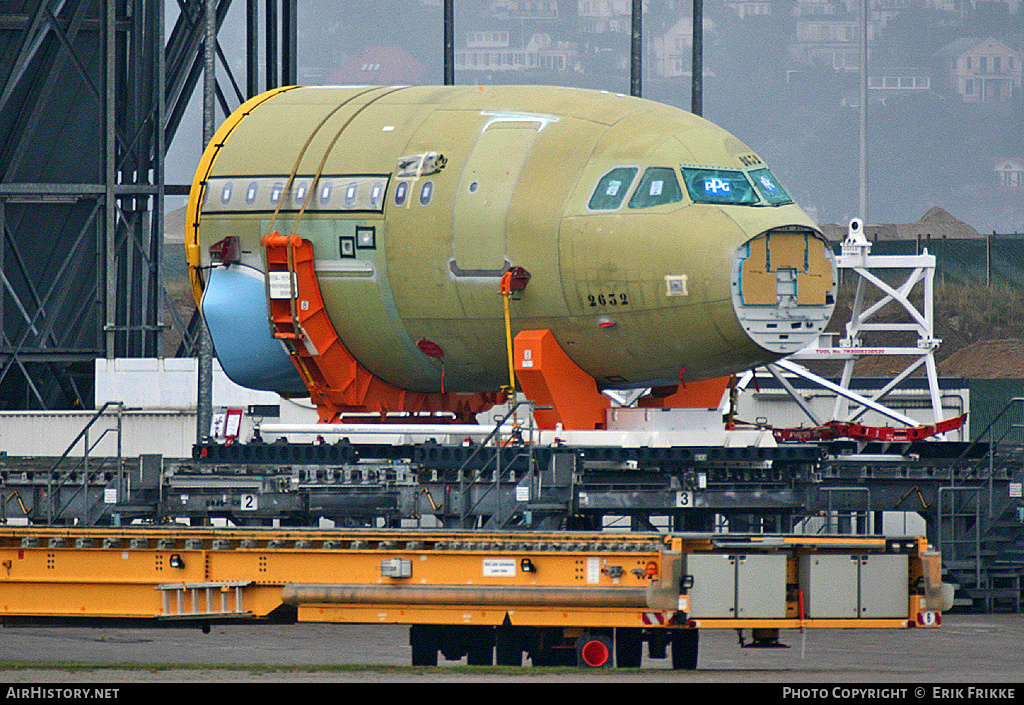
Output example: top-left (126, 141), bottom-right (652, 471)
top-left (681, 168), bottom-right (759, 205)
top-left (749, 168), bottom-right (793, 205)
top-left (629, 167), bottom-right (683, 209)
top-left (589, 167), bottom-right (638, 210)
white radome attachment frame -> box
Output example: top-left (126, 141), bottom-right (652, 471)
top-left (767, 218), bottom-right (945, 430)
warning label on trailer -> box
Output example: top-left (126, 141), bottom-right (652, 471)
top-left (482, 558), bottom-right (517, 577)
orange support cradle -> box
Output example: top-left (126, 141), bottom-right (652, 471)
top-left (513, 329), bottom-right (610, 430)
top-left (261, 233), bottom-right (504, 422)
top-left (513, 330), bottom-right (732, 431)
top-left (638, 377), bottom-right (732, 410)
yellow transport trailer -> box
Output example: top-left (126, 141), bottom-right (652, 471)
top-left (0, 527), bottom-right (944, 669)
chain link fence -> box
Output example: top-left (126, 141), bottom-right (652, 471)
top-left (857, 235), bottom-right (1024, 287)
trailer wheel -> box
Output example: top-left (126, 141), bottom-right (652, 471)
top-left (410, 624), bottom-right (439, 667)
top-left (647, 629), bottom-right (668, 659)
top-left (495, 625), bottom-right (524, 666)
top-left (671, 628), bottom-right (699, 670)
top-left (531, 645), bottom-right (576, 667)
top-left (466, 626), bottom-right (495, 666)
top-left (529, 628), bottom-right (576, 667)
top-left (615, 627), bottom-right (643, 668)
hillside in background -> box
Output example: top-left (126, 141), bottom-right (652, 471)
top-left (815, 281), bottom-right (1024, 379)
top-left (816, 206), bottom-right (1024, 380)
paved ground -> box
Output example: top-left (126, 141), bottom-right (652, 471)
top-left (0, 614), bottom-right (1021, 683)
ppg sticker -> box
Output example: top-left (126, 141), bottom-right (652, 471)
top-left (759, 174), bottom-right (777, 192)
top-left (704, 178), bottom-right (730, 194)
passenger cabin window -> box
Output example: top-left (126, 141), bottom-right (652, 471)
top-left (202, 175), bottom-right (390, 212)
top-left (419, 180), bottom-right (434, 206)
top-left (394, 181), bottom-right (409, 206)
top-left (319, 181), bottom-right (332, 205)
top-left (370, 180), bottom-right (385, 208)
top-left (628, 167), bottom-right (683, 209)
top-left (748, 168), bottom-right (793, 206)
top-left (681, 168), bottom-right (758, 205)
top-left (589, 167), bottom-right (637, 210)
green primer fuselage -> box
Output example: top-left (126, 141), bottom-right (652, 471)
top-left (191, 85), bottom-right (835, 395)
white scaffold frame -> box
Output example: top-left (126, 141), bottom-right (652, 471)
top-left (763, 218), bottom-right (945, 430)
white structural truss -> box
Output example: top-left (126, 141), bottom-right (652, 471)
top-left (775, 219), bottom-right (945, 428)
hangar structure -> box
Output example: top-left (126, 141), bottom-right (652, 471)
top-left (0, 0), bottom-right (296, 411)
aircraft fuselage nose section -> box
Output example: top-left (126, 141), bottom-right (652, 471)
top-left (731, 227), bottom-right (838, 356)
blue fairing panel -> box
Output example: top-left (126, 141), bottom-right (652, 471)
top-left (201, 266), bottom-right (307, 395)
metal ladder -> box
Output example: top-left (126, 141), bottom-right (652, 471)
top-left (156, 580), bottom-right (253, 619)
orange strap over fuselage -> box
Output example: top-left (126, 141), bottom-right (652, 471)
top-left (261, 233), bottom-right (505, 423)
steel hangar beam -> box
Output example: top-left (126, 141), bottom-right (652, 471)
top-left (0, 0), bottom-right (296, 410)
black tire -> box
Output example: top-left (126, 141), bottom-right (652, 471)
top-left (410, 624), bottom-right (439, 667)
top-left (671, 628), bottom-right (699, 670)
top-left (615, 627), bottom-right (643, 668)
top-left (465, 626), bottom-right (494, 666)
top-left (530, 646), bottom-right (576, 667)
top-left (495, 626), bottom-right (524, 667)
top-left (647, 630), bottom-right (668, 659)
top-left (528, 628), bottom-right (576, 667)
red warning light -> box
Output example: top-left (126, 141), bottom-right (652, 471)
top-left (417, 340), bottom-right (444, 358)
top-left (507, 266), bottom-right (531, 291)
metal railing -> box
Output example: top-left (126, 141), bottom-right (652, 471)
top-left (45, 401), bottom-right (125, 525)
top-left (937, 486), bottom-right (983, 590)
top-left (819, 486), bottom-right (873, 535)
top-left (455, 399), bottom-right (546, 528)
top-left (954, 397), bottom-right (1024, 521)
top-left (943, 397), bottom-right (1024, 601)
